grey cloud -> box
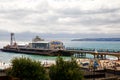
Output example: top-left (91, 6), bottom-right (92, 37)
top-left (0, 30), bottom-right (10, 40)
top-left (0, 0), bottom-right (120, 35)
top-left (21, 15), bottom-right (59, 26)
top-left (89, 28), bottom-right (102, 31)
top-left (36, 0), bottom-right (50, 13)
top-left (79, 17), bottom-right (120, 26)
top-left (105, 26), bottom-right (120, 28)
top-left (54, 7), bottom-right (120, 26)
top-left (0, 1), bottom-right (50, 20)
top-left (0, 9), bottom-right (39, 20)
top-left (86, 8), bottom-right (120, 14)
top-left (1, 30), bottom-right (120, 41)
top-left (0, 7), bottom-right (119, 29)
top-left (0, 1), bottom-right (53, 25)
top-left (1, 1), bottom-right (120, 26)
top-left (23, 14), bottom-right (56, 26)
top-left (57, 7), bottom-right (120, 16)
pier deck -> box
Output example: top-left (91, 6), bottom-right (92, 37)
top-left (1, 47), bottom-right (120, 60)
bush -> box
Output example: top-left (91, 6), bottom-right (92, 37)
top-left (49, 57), bottom-right (84, 80)
top-left (7, 57), bottom-right (49, 80)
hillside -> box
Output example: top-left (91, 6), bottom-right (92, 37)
top-left (71, 38), bottom-right (120, 41)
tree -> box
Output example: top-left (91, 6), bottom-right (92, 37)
top-left (7, 57), bottom-right (49, 80)
top-left (49, 57), bottom-right (84, 80)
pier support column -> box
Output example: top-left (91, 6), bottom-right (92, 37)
top-left (94, 54), bottom-right (96, 59)
top-left (100, 55), bottom-right (106, 60)
top-left (74, 53), bottom-right (86, 58)
top-left (75, 53), bottom-right (77, 58)
top-left (97, 55), bottom-right (99, 58)
top-left (82, 53), bottom-right (86, 58)
top-left (80, 53), bottom-right (82, 58)
top-left (104, 55), bottom-right (106, 60)
top-left (81, 53), bottom-right (83, 58)
top-left (118, 57), bottom-right (120, 61)
top-left (84, 53), bottom-right (86, 58)
top-left (97, 54), bottom-right (100, 59)
top-left (101, 55), bottom-right (103, 59)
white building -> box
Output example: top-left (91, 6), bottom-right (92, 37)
top-left (29, 36), bottom-right (65, 50)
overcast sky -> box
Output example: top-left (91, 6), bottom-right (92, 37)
top-left (0, 0), bottom-right (120, 40)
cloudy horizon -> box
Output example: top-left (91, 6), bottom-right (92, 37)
top-left (0, 0), bottom-right (120, 40)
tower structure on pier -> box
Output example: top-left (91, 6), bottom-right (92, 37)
top-left (10, 33), bottom-right (16, 46)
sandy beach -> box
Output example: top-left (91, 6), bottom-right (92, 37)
top-left (0, 62), bottom-right (11, 70)
top-left (76, 58), bottom-right (120, 70)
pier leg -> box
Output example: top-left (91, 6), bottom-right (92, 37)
top-left (118, 57), bottom-right (120, 61)
top-left (97, 55), bottom-right (99, 59)
top-left (94, 55), bottom-right (95, 59)
top-left (80, 53), bottom-right (83, 58)
top-left (82, 53), bottom-right (86, 58)
top-left (81, 53), bottom-right (83, 58)
top-left (84, 53), bottom-right (86, 58)
top-left (78, 53), bottom-right (79, 58)
top-left (80, 53), bottom-right (82, 58)
top-left (104, 55), bottom-right (106, 60)
top-left (101, 55), bottom-right (103, 60)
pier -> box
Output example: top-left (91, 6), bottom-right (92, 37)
top-left (1, 33), bottom-right (120, 60)
top-left (66, 47), bottom-right (120, 60)
top-left (1, 47), bottom-right (120, 60)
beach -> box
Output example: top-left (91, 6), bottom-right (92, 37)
top-left (76, 58), bottom-right (120, 71)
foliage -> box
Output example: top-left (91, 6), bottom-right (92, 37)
top-left (49, 57), bottom-right (84, 80)
top-left (7, 57), bottom-right (49, 80)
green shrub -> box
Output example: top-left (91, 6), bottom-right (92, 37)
top-left (49, 57), bottom-right (84, 80)
top-left (7, 57), bottom-right (49, 80)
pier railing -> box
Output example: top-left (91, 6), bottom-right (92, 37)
top-left (66, 47), bottom-right (120, 53)
top-left (65, 47), bottom-right (120, 60)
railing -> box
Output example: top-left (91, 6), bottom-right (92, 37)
top-left (66, 47), bottom-right (120, 53)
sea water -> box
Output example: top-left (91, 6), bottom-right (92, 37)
top-left (0, 40), bottom-right (120, 64)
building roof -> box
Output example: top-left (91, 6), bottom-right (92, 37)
top-left (32, 36), bottom-right (44, 42)
top-left (31, 41), bottom-right (49, 44)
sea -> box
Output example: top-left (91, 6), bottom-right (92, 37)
top-left (0, 39), bottom-right (120, 65)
